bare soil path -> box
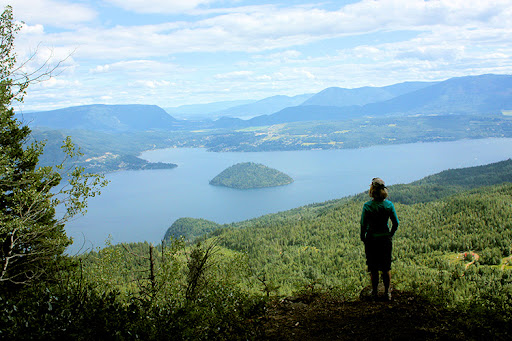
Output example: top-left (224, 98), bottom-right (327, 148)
top-left (259, 290), bottom-right (510, 340)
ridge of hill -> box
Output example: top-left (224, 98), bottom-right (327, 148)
top-left (214, 94), bottom-right (314, 119)
top-left (301, 81), bottom-right (436, 107)
top-left (246, 105), bottom-right (355, 126)
top-left (17, 104), bottom-right (178, 132)
top-left (166, 94), bottom-right (314, 120)
top-left (165, 99), bottom-right (256, 119)
top-left (358, 73), bottom-right (512, 117)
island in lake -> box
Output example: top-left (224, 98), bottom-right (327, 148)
top-left (209, 162), bottom-right (294, 189)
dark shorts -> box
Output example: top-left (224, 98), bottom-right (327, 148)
top-left (364, 236), bottom-right (393, 272)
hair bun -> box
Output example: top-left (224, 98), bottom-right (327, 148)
top-left (371, 177), bottom-right (386, 188)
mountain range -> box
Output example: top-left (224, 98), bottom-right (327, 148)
top-left (18, 74), bottom-right (512, 132)
top-left (165, 94), bottom-right (314, 120)
top-left (301, 81), bottom-right (436, 107)
top-left (241, 74), bottom-right (512, 127)
top-left (164, 99), bottom-right (255, 120)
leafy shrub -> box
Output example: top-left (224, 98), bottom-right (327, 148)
top-left (479, 248), bottom-right (503, 265)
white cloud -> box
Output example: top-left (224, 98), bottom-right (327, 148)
top-left (14, 0), bottom-right (512, 61)
top-left (214, 71), bottom-right (254, 80)
top-left (37, 77), bottom-right (81, 89)
top-left (19, 23), bottom-right (44, 35)
top-left (128, 80), bottom-right (172, 88)
top-left (254, 75), bottom-right (272, 81)
top-left (271, 69), bottom-right (316, 82)
top-left (90, 65), bottom-right (111, 74)
top-left (339, 0), bottom-right (512, 29)
top-left (262, 50), bottom-right (302, 60)
top-left (89, 60), bottom-right (175, 74)
top-left (1, 0), bottom-right (97, 28)
top-left (397, 45), bottom-right (465, 61)
top-left (105, 0), bottom-right (215, 14)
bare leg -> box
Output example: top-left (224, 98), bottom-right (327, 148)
top-left (370, 270), bottom-right (379, 296)
top-left (383, 271), bottom-right (391, 299)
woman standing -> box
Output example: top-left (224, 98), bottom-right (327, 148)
top-left (360, 177), bottom-right (399, 301)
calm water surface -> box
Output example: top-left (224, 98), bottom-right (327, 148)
top-left (65, 138), bottom-right (512, 253)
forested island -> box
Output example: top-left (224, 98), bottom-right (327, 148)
top-left (209, 162), bottom-right (293, 189)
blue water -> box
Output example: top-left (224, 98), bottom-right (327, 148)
top-left (65, 138), bottom-right (512, 253)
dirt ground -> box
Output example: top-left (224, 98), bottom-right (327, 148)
top-left (259, 289), bottom-right (510, 340)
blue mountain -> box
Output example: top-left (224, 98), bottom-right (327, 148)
top-left (237, 74), bottom-right (512, 126)
top-left (17, 104), bottom-right (178, 132)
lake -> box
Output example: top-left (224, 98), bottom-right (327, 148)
top-left (65, 138), bottom-right (512, 253)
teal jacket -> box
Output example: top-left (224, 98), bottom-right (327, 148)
top-left (360, 199), bottom-right (399, 241)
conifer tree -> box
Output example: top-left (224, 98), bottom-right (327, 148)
top-left (0, 6), bottom-right (107, 286)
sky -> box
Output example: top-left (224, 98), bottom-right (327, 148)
top-left (3, 0), bottom-right (512, 112)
